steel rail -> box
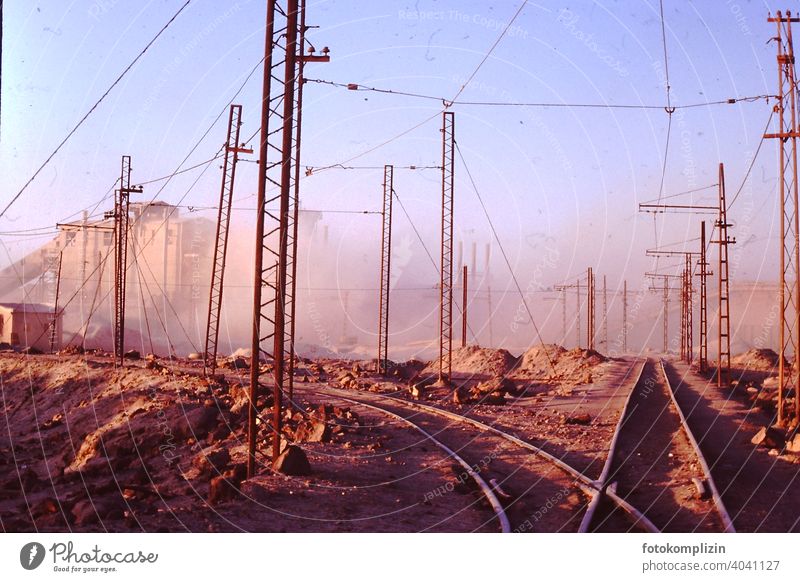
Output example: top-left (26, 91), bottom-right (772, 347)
top-left (330, 394), bottom-right (511, 533)
top-left (578, 358), bottom-right (648, 532)
top-left (310, 375), bottom-right (659, 533)
top-left (659, 359), bottom-right (736, 533)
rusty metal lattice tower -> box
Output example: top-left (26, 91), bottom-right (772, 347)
top-left (698, 221), bottom-right (710, 372)
top-left (685, 253), bottom-right (694, 364)
top-left (250, 0), bottom-right (301, 474)
top-left (377, 164), bottom-right (393, 375)
top-left (767, 10), bottom-right (800, 423)
top-left (662, 276), bottom-right (670, 353)
top-left (205, 104), bottom-right (251, 375)
top-left (438, 111), bottom-right (455, 383)
top-left (49, 251), bottom-right (63, 354)
top-left (622, 279), bottom-right (628, 353)
top-left (587, 267), bottom-right (595, 351)
top-left (602, 275), bottom-right (608, 350)
top-left (576, 279), bottom-right (582, 348)
top-left (461, 265), bottom-right (468, 348)
top-left (113, 155), bottom-right (142, 367)
top-left (714, 163), bottom-right (734, 388)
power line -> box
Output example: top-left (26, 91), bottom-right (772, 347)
top-left (728, 108), bottom-right (775, 209)
top-left (0, 1), bottom-right (193, 220)
top-left (307, 78), bottom-right (772, 111)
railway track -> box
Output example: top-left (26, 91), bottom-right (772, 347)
top-left (306, 360), bottom-right (659, 533)
top-left (580, 358), bottom-right (735, 532)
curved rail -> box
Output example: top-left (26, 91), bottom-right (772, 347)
top-left (578, 358), bottom-right (648, 532)
top-left (659, 359), bottom-right (736, 533)
top-left (311, 364), bottom-right (659, 533)
top-left (332, 394), bottom-right (511, 533)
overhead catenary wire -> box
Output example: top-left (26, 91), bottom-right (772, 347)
top-left (0, 1), bottom-right (194, 220)
top-left (305, 78), bottom-right (772, 111)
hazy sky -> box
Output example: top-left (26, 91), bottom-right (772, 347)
top-left (0, 0), bottom-right (787, 299)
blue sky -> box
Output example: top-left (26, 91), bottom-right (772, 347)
top-left (0, 0), bottom-right (785, 292)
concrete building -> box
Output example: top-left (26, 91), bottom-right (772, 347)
top-left (0, 303), bottom-right (61, 352)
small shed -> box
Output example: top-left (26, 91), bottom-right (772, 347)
top-left (0, 303), bottom-right (61, 352)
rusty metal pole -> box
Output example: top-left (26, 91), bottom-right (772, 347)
top-left (602, 275), bottom-right (608, 350)
top-left (204, 105), bottom-right (250, 376)
top-left (562, 287), bottom-right (567, 345)
top-left (377, 165), bottom-right (393, 375)
top-left (462, 265), bottom-right (468, 348)
top-left (438, 111), bottom-right (455, 384)
top-left (49, 251), bottom-right (63, 353)
top-left (786, 14), bottom-right (800, 421)
top-left (576, 279), bottom-right (582, 349)
top-left (686, 253), bottom-right (693, 365)
top-left (113, 155), bottom-right (142, 367)
top-left (680, 263), bottom-right (686, 361)
top-left (622, 279), bottom-right (628, 353)
top-left (699, 221), bottom-right (708, 372)
top-left (249, 0), bottom-right (279, 477)
top-left (587, 267), bottom-right (594, 350)
top-left (716, 163), bottom-right (733, 388)
top-left (663, 275), bottom-right (669, 354)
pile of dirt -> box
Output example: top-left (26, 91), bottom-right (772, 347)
top-left (512, 344), bottom-right (607, 384)
top-left (732, 348), bottom-right (779, 371)
top-left (422, 345), bottom-right (518, 380)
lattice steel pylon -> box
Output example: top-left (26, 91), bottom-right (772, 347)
top-left (622, 280), bottom-right (628, 353)
top-left (205, 104), bottom-right (251, 375)
top-left (49, 251), bottom-right (63, 353)
top-left (438, 111), bottom-right (455, 384)
top-left (698, 221), bottom-right (710, 372)
top-left (767, 10), bottom-right (800, 424)
top-left (714, 163), bottom-right (734, 388)
top-left (114, 155), bottom-right (142, 367)
top-left (685, 253), bottom-right (694, 364)
top-left (377, 165), bottom-right (394, 375)
top-left (587, 267), bottom-right (595, 350)
top-left (602, 275), bottom-right (608, 350)
top-left (250, 0), bottom-right (301, 474)
top-left (662, 276), bottom-right (670, 353)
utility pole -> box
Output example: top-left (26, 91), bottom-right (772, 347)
top-left (685, 253), bottom-right (694, 364)
top-left (587, 267), bottom-right (595, 351)
top-left (49, 251), bottom-right (63, 353)
top-left (622, 279), bottom-right (628, 353)
top-left (204, 104), bottom-right (251, 376)
top-left (562, 287), bottom-right (567, 344)
top-left (286, 0), bottom-right (329, 403)
top-left (249, 0), bottom-right (329, 473)
top-left (377, 165), bottom-right (393, 375)
top-left (663, 276), bottom-right (669, 353)
top-left (113, 155), bottom-right (142, 367)
top-left (713, 163), bottom-right (734, 388)
top-left (698, 221), bottom-right (710, 372)
top-left (438, 111), bottom-right (455, 384)
top-left (602, 275), bottom-right (608, 350)
top-left (766, 10), bottom-right (800, 424)
top-left (577, 279), bottom-right (582, 348)
top-left (485, 243), bottom-right (494, 348)
top-left (462, 265), bottom-right (468, 348)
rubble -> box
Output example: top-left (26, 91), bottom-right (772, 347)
top-left (273, 445), bottom-right (311, 476)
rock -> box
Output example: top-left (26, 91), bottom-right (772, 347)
top-left (124, 349), bottom-right (141, 360)
top-left (170, 405), bottom-right (219, 440)
top-left (22, 346), bottom-right (43, 355)
top-left (187, 352), bottom-right (204, 360)
top-left (224, 356), bottom-right (249, 370)
top-left (71, 499), bottom-right (99, 526)
top-left (565, 413), bottom-right (592, 426)
top-left (240, 479), bottom-right (271, 503)
top-left (208, 475), bottom-right (238, 505)
top-left (786, 433), bottom-right (800, 454)
top-left (192, 448), bottom-right (231, 475)
top-left (272, 445), bottom-right (311, 476)
top-left (751, 426), bottom-right (785, 449)
top-left (294, 419), bottom-right (331, 443)
top-left (691, 477), bottom-right (710, 499)
top-left (208, 464), bottom-right (247, 506)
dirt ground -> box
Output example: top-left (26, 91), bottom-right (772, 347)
top-left (3, 345), bottom-right (798, 532)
